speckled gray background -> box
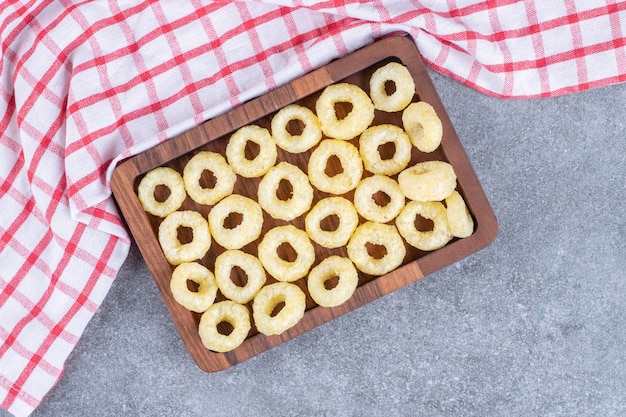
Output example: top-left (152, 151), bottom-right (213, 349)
top-left (7, 66), bottom-right (625, 417)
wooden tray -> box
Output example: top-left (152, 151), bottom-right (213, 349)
top-left (111, 35), bottom-right (497, 372)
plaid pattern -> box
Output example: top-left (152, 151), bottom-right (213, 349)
top-left (1, 1), bottom-right (625, 415)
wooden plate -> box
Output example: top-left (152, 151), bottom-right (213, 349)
top-left (111, 35), bottom-right (498, 372)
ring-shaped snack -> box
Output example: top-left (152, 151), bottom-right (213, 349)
top-left (138, 167), bottom-right (186, 217)
top-left (158, 210), bottom-right (211, 265)
top-left (308, 139), bottom-right (363, 194)
top-left (353, 175), bottom-right (406, 223)
top-left (183, 151), bottom-right (236, 205)
top-left (208, 194), bottom-right (263, 250)
top-left (257, 162), bottom-right (314, 221)
top-left (271, 104), bottom-right (322, 153)
top-left (395, 200), bottom-right (453, 251)
top-left (402, 101), bottom-right (443, 153)
top-left (170, 262), bottom-right (218, 313)
top-left (252, 282), bottom-right (306, 336)
top-left (257, 225), bottom-right (315, 282)
top-left (214, 250), bottom-right (267, 304)
top-left (369, 62), bottom-right (415, 112)
top-left (347, 221), bottom-right (406, 276)
top-left (304, 196), bottom-right (358, 248)
top-left (397, 160), bottom-right (457, 202)
top-left (315, 83), bottom-right (375, 140)
top-left (198, 300), bottom-right (251, 352)
top-left (445, 190), bottom-right (474, 238)
top-left (359, 124), bottom-right (412, 176)
top-left (226, 124), bottom-right (277, 178)
top-left (307, 256), bottom-right (359, 307)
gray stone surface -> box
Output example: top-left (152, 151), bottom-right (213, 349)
top-left (6, 68), bottom-right (626, 417)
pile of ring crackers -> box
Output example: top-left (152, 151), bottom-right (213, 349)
top-left (137, 62), bottom-right (474, 352)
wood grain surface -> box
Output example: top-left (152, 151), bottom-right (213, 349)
top-left (111, 35), bottom-right (498, 372)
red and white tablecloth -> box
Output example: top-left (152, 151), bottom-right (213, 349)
top-left (1, 1), bottom-right (625, 416)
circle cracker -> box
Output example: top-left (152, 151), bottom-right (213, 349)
top-left (258, 225), bottom-right (315, 282)
top-left (353, 175), bottom-right (406, 223)
top-left (347, 221), bottom-right (406, 276)
top-left (170, 262), bottom-right (218, 313)
top-left (252, 282), bottom-right (306, 336)
top-left (158, 210), bottom-right (211, 265)
top-left (445, 190), bottom-right (474, 238)
top-left (308, 139), bottom-right (363, 194)
top-left (402, 101), bottom-right (443, 153)
top-left (359, 124), bottom-right (412, 176)
top-left (305, 196), bottom-right (359, 249)
top-left (315, 83), bottom-right (375, 140)
top-left (369, 61), bottom-right (416, 112)
top-left (257, 162), bottom-right (314, 221)
top-left (183, 151), bottom-right (236, 205)
top-left (397, 160), bottom-right (457, 202)
top-left (199, 300), bottom-right (251, 352)
top-left (307, 256), bottom-right (359, 307)
top-left (271, 104), bottom-right (322, 153)
top-left (226, 124), bottom-right (277, 178)
top-left (138, 167), bottom-right (186, 217)
top-left (214, 250), bottom-right (267, 304)
top-left (396, 200), bottom-right (452, 251)
top-left (208, 194), bottom-right (263, 250)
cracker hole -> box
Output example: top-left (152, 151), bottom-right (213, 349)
top-left (186, 279), bottom-right (199, 293)
top-left (324, 275), bottom-right (340, 290)
top-left (384, 80), bottom-right (397, 96)
top-left (153, 184), bottom-right (171, 203)
top-left (334, 102), bottom-right (353, 120)
top-left (286, 118), bottom-right (304, 136)
top-left (223, 212), bottom-right (243, 230)
top-left (217, 320), bottom-right (234, 336)
top-left (199, 169), bottom-right (217, 189)
top-left (365, 242), bottom-right (387, 260)
top-left (277, 242), bottom-right (297, 263)
top-left (377, 141), bottom-right (396, 161)
top-left (230, 265), bottom-right (248, 287)
top-left (277, 178), bottom-right (293, 201)
top-left (177, 226), bottom-right (193, 244)
top-left (372, 191), bottom-right (391, 208)
top-left (325, 155), bottom-right (343, 177)
top-left (414, 214), bottom-right (434, 232)
top-left (244, 140), bottom-right (260, 161)
top-left (270, 301), bottom-right (286, 317)
top-left (320, 214), bottom-right (340, 232)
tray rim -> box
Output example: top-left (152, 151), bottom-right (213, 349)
top-left (111, 34), bottom-right (498, 372)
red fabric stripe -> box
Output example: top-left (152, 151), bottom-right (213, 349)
top-left (0, 223), bottom-right (81, 362)
top-left (1, 229), bottom-right (119, 411)
top-left (0, 0), bottom-right (50, 64)
top-left (1, 233), bottom-right (118, 411)
top-left (565, 3), bottom-right (589, 90)
top-left (428, 2), bottom-right (626, 47)
top-left (0, 198), bottom-right (54, 283)
top-left (487, 6), bottom-right (514, 95)
top-left (239, 3), bottom-right (278, 90)
top-left (24, 95), bottom-right (67, 183)
top-left (65, 3), bottom-right (276, 116)
top-left (608, 3), bottom-right (626, 74)
top-left (14, 2), bottom-right (155, 127)
top-left (0, 374), bottom-right (40, 411)
top-left (63, 13), bottom-right (346, 167)
top-left (151, 2), bottom-right (205, 118)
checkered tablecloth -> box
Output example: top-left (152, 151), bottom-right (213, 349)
top-left (2, 1), bottom-right (625, 416)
